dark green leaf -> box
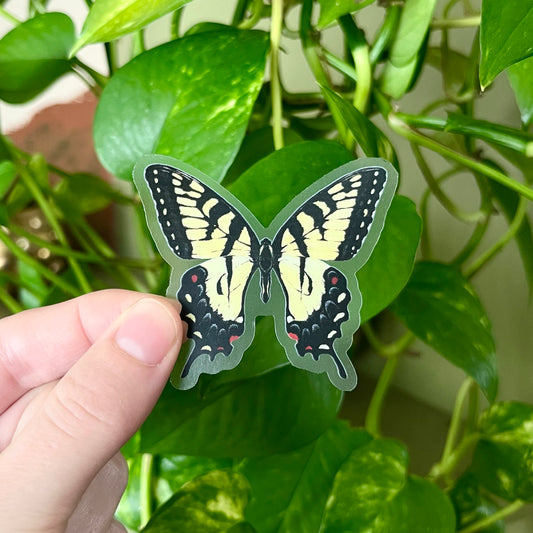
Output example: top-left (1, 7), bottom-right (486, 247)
top-left (393, 262), bottom-right (498, 401)
top-left (0, 160), bottom-right (16, 197)
top-left (0, 13), bottom-right (74, 103)
top-left (94, 29), bottom-right (268, 182)
top-left (322, 87), bottom-right (398, 166)
top-left (71, 0), bottom-right (193, 55)
top-left (508, 56), bottom-right (533, 126)
top-left (289, 115), bottom-right (336, 141)
top-left (54, 172), bottom-right (131, 215)
top-left (359, 195), bottom-right (421, 323)
top-left (224, 127), bottom-right (303, 185)
top-left (489, 179), bottom-right (533, 294)
top-left (0, 202), bottom-right (7, 225)
top-left (17, 259), bottom-right (47, 309)
top-left (388, 0), bottom-right (437, 67)
top-left (479, 0), bottom-right (533, 88)
top-left (140, 366), bottom-right (341, 457)
top-left (472, 401), bottom-right (533, 501)
top-left (228, 140), bottom-right (353, 226)
top-left (241, 422), bottom-right (454, 533)
top-left (450, 473), bottom-right (504, 533)
top-left (141, 470), bottom-right (251, 533)
top-left (184, 22), bottom-right (231, 36)
top-left (445, 113), bottom-right (533, 157)
top-left (317, 0), bottom-right (375, 29)
top-left (241, 422), bottom-right (373, 533)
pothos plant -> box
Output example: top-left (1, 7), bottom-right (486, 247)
top-left (0, 0), bottom-right (532, 531)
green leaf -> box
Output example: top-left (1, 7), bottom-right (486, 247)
top-left (71, 0), bottom-right (193, 55)
top-left (426, 46), bottom-right (471, 100)
top-left (508, 56), bottom-right (533, 126)
top-left (322, 87), bottom-right (398, 167)
top-left (115, 454), bottom-right (143, 531)
top-left (241, 422), bottom-right (454, 533)
top-left (480, 0), bottom-right (533, 88)
top-left (94, 29), bottom-right (268, 182)
top-left (380, 56), bottom-right (419, 100)
top-left (358, 196), bottom-right (421, 323)
top-left (317, 0), bottom-right (375, 29)
top-left (140, 366), bottom-right (341, 457)
top-left (240, 422), bottom-right (372, 533)
top-left (224, 127), bottom-right (303, 185)
top-left (450, 473), bottom-right (504, 533)
top-left (489, 179), bottom-right (533, 294)
top-left (393, 262), bottom-right (498, 401)
top-left (141, 470), bottom-right (251, 533)
top-left (0, 13), bottom-right (75, 103)
top-left (17, 259), bottom-right (47, 309)
top-left (445, 113), bottom-right (533, 157)
top-left (472, 401), bottom-right (533, 501)
top-left (388, 0), bottom-right (437, 67)
top-left (54, 172), bottom-right (132, 215)
top-left (228, 140), bottom-right (353, 226)
top-left (0, 160), bottom-right (16, 197)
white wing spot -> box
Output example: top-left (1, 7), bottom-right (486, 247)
top-left (172, 178), bottom-right (181, 186)
top-left (370, 188), bottom-right (376, 194)
top-left (159, 198), bottom-right (165, 205)
top-left (163, 208), bottom-right (167, 215)
top-left (334, 312), bottom-right (345, 322)
top-left (236, 316), bottom-right (244, 324)
top-left (374, 171), bottom-right (380, 177)
top-left (360, 221), bottom-right (365, 228)
top-left (356, 234), bottom-right (360, 240)
top-left (201, 345), bottom-right (212, 352)
top-left (185, 294), bottom-right (192, 303)
top-left (193, 330), bottom-right (202, 338)
top-left (186, 313), bottom-right (196, 322)
top-left (338, 292), bottom-right (346, 303)
top-left (190, 180), bottom-right (205, 193)
top-left (287, 315), bottom-right (294, 323)
top-left (327, 330), bottom-right (337, 339)
top-left (373, 179), bottom-right (378, 185)
top-left (156, 187), bottom-right (161, 193)
top-left (166, 221), bottom-right (171, 227)
top-left (363, 208), bottom-right (369, 216)
top-left (153, 169), bottom-right (158, 175)
top-left (171, 233), bottom-right (176, 240)
top-left (319, 344), bottom-right (329, 350)
top-left (154, 177), bottom-right (159, 184)
top-left (350, 174), bottom-right (362, 183)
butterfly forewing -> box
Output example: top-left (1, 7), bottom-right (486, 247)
top-left (144, 164), bottom-right (259, 259)
top-left (273, 167), bottom-right (387, 261)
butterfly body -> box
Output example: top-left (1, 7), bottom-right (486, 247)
top-left (134, 155), bottom-right (397, 391)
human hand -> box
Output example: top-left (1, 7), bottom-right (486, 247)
top-left (0, 290), bottom-right (183, 532)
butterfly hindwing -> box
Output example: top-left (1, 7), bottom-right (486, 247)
top-left (276, 257), bottom-right (351, 380)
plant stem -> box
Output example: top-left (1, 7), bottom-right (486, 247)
top-left (458, 500), bottom-right (525, 533)
top-left (387, 113), bottom-right (533, 202)
top-left (139, 453), bottom-right (154, 528)
top-left (270, 0), bottom-right (284, 150)
top-left (429, 432), bottom-right (479, 480)
top-left (362, 322), bottom-right (415, 359)
top-left (369, 6), bottom-right (400, 65)
top-left (322, 49), bottom-right (357, 82)
top-left (365, 354), bottom-right (400, 436)
top-left (0, 229), bottom-right (80, 296)
top-left (339, 15), bottom-right (371, 114)
top-left (0, 284), bottom-right (24, 314)
top-left (238, 0), bottom-right (263, 29)
top-left (15, 162), bottom-right (93, 294)
top-left (465, 196), bottom-right (529, 278)
top-left (0, 6), bottom-right (21, 25)
top-left (132, 30), bottom-right (146, 57)
top-left (71, 57), bottom-right (108, 88)
top-left (412, 144), bottom-right (485, 223)
top-left (432, 15), bottom-right (481, 29)
top-left (441, 378), bottom-right (474, 464)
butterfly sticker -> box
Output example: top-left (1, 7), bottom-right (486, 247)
top-left (134, 155), bottom-right (397, 391)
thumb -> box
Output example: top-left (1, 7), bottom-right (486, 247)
top-left (0, 297), bottom-right (182, 530)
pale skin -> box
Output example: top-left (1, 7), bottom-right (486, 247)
top-left (0, 290), bottom-right (184, 532)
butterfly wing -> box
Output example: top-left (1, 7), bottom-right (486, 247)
top-left (142, 164), bottom-right (260, 380)
top-left (272, 166), bottom-right (388, 387)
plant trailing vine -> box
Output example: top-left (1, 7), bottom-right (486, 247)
top-left (0, 0), bottom-right (532, 531)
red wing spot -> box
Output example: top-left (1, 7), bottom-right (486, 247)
top-left (191, 274), bottom-right (198, 283)
top-left (331, 276), bottom-right (338, 285)
top-left (305, 346), bottom-right (312, 351)
top-left (229, 335), bottom-right (239, 343)
top-left (288, 332), bottom-right (299, 341)
top-left (217, 346), bottom-right (224, 351)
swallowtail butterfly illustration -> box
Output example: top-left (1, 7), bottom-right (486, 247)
top-left (134, 155), bottom-right (397, 391)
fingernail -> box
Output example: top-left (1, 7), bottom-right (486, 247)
top-left (114, 299), bottom-right (178, 365)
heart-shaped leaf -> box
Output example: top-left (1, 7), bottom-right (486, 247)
top-left (94, 29), bottom-right (268, 182)
top-left (0, 13), bottom-right (74, 103)
top-left (393, 262), bottom-right (498, 401)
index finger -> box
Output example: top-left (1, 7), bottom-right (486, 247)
top-left (0, 289), bottom-right (179, 413)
